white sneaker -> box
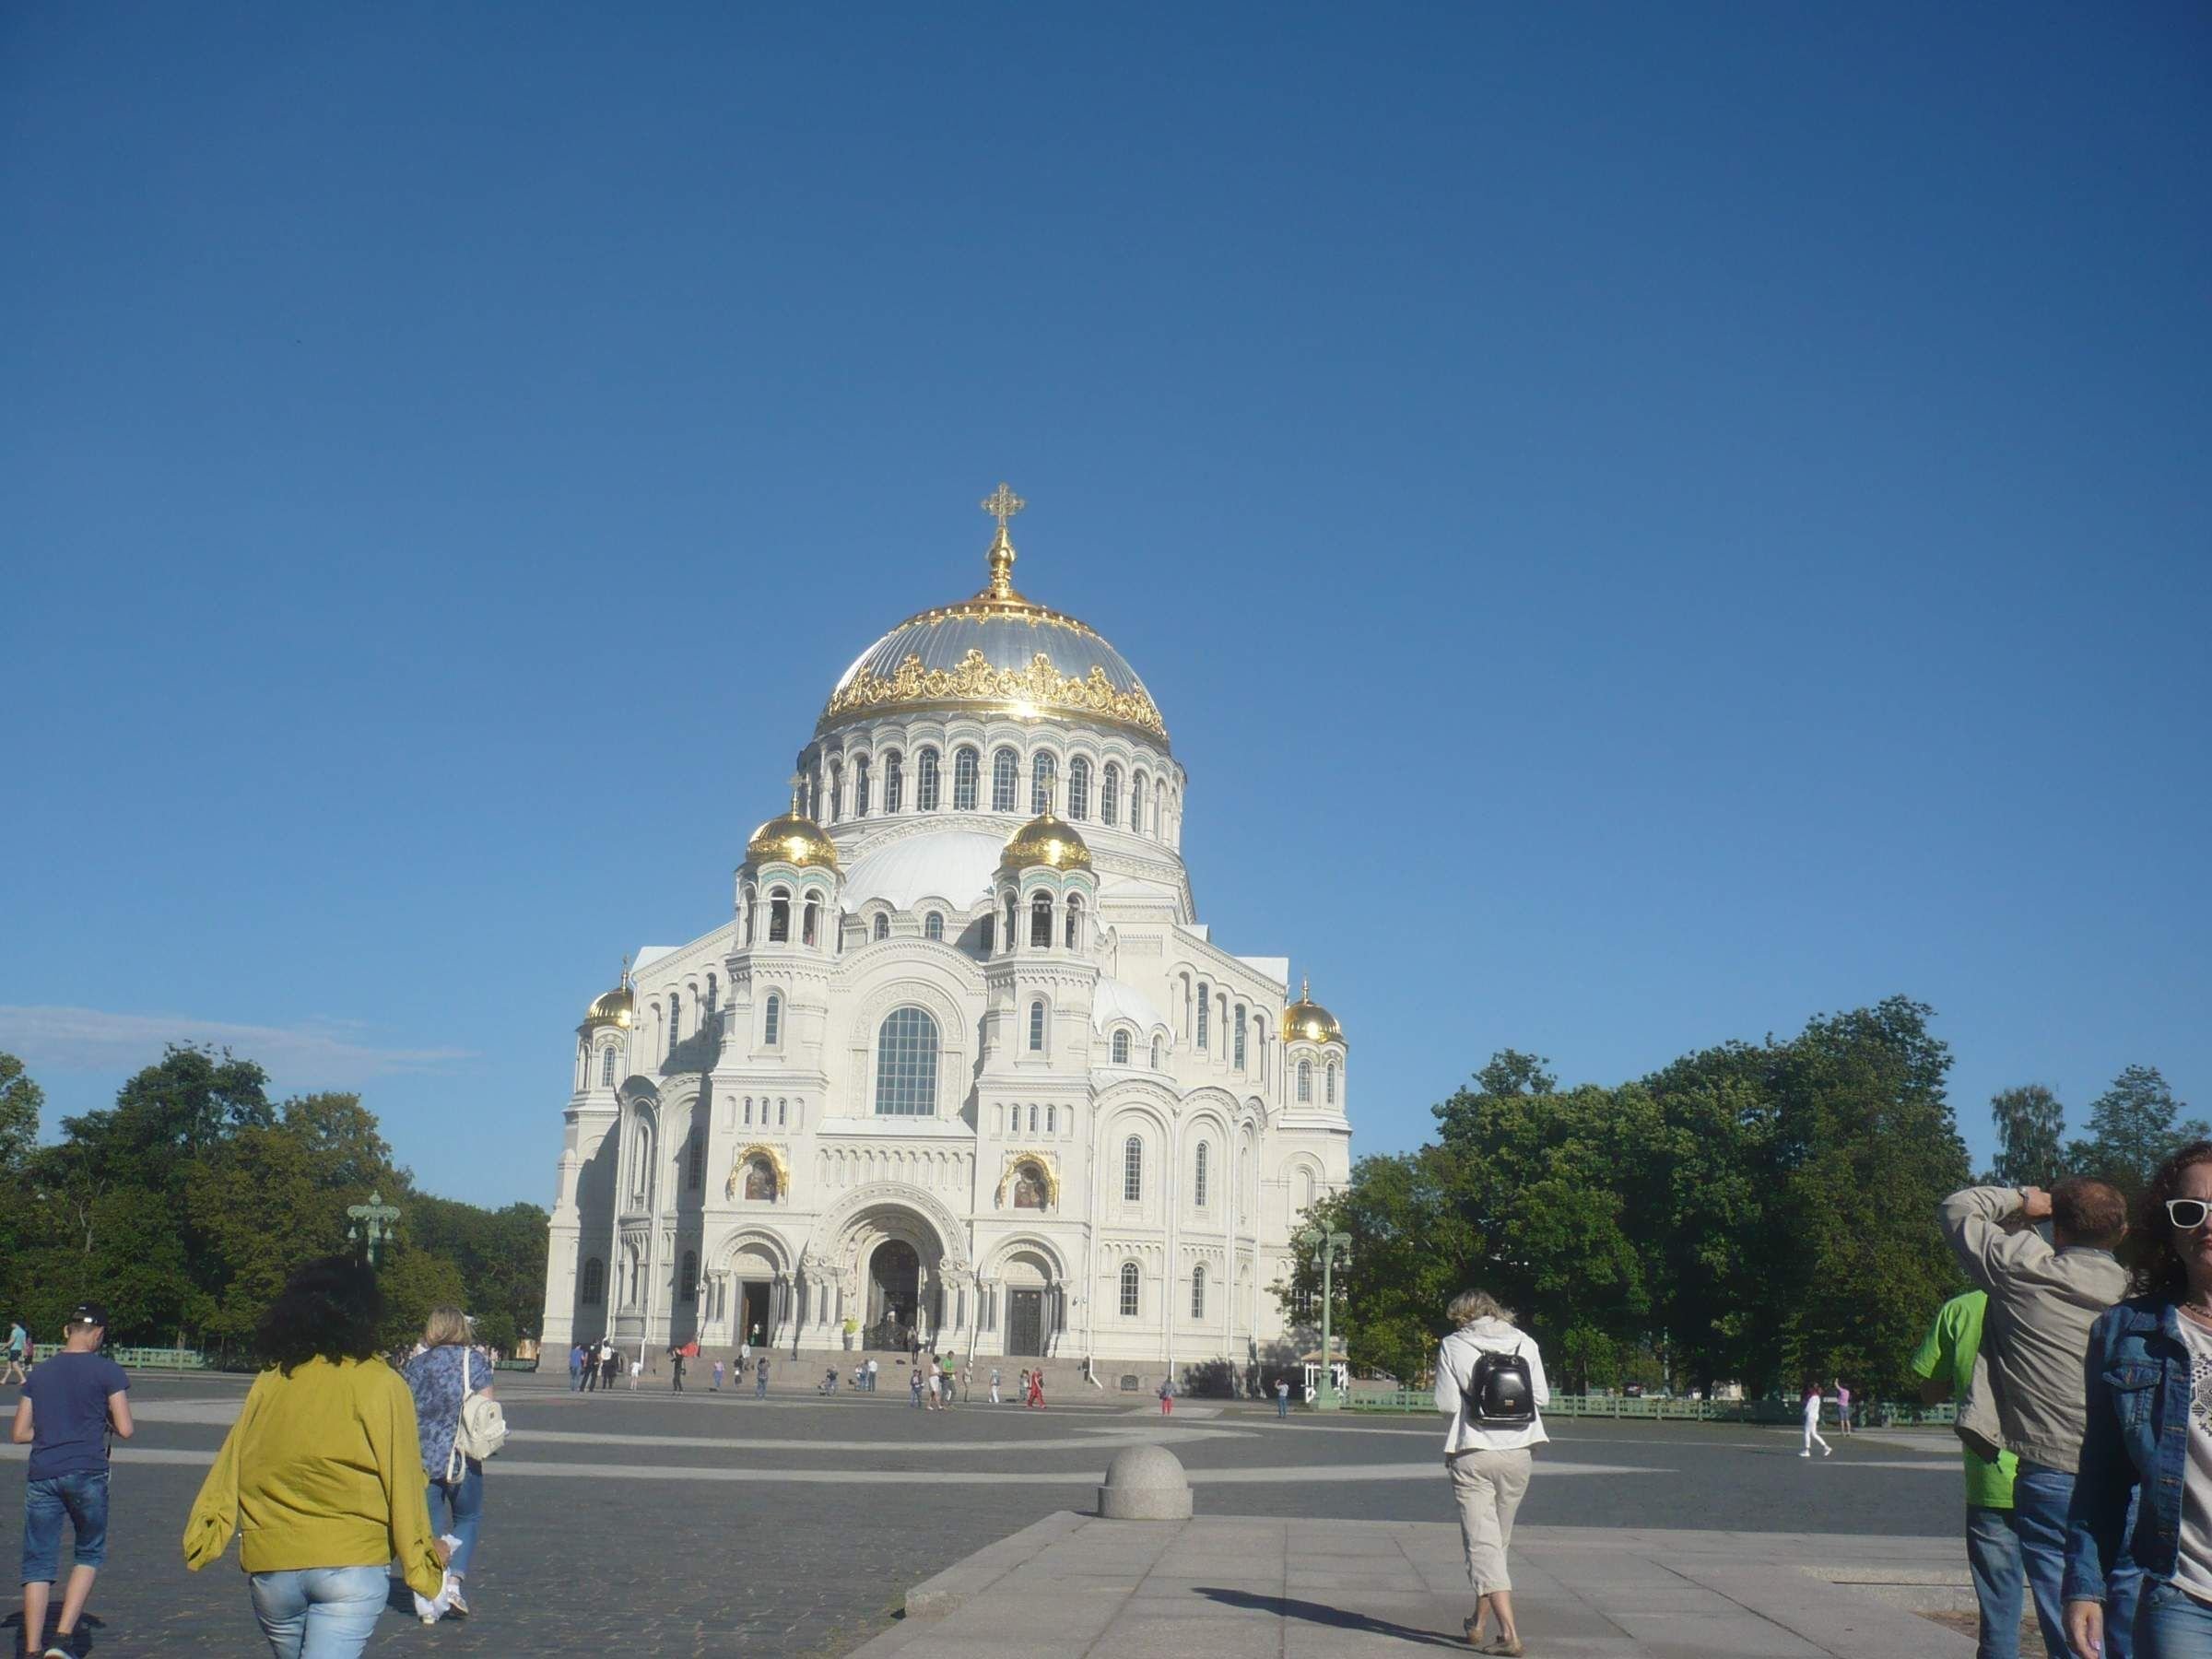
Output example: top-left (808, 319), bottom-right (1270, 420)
top-left (1823, 1446), bottom-right (1834, 1456)
top-left (1798, 1450), bottom-right (1811, 1457)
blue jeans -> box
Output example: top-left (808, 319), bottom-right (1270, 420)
top-left (1277, 1394), bottom-right (1289, 1418)
top-left (2017, 1462), bottom-right (2142, 1659)
top-left (248, 1564), bottom-right (387, 1659)
top-left (2138, 1580), bottom-right (2212, 1658)
top-left (755, 1372), bottom-right (767, 1396)
top-left (21, 1469), bottom-right (109, 1581)
top-left (426, 1459), bottom-right (484, 1579)
top-left (1965, 1505), bottom-right (2023, 1659)
top-left (569, 1364), bottom-right (582, 1391)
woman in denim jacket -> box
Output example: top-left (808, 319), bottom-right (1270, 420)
top-left (2068, 1140), bottom-right (2212, 1659)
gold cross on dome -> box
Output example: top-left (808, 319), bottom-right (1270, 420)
top-left (981, 481), bottom-right (1025, 535)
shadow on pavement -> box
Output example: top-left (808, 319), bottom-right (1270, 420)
top-left (1194, 1587), bottom-right (1466, 1649)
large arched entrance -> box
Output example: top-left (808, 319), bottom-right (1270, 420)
top-left (866, 1239), bottom-right (924, 1348)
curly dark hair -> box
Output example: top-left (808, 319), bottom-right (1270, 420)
top-left (254, 1255), bottom-right (384, 1376)
top-left (2131, 1141), bottom-right (2212, 1301)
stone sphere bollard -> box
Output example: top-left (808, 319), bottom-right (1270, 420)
top-left (1098, 1443), bottom-right (1194, 1520)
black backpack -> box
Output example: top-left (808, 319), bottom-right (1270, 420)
top-left (1465, 1347), bottom-right (1537, 1429)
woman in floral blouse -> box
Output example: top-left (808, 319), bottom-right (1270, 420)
top-left (399, 1308), bottom-right (494, 1624)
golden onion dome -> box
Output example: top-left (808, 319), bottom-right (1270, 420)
top-left (584, 967), bottom-right (634, 1030)
top-left (816, 485), bottom-right (1170, 748)
top-left (999, 812), bottom-right (1093, 877)
top-left (747, 807), bottom-right (841, 871)
top-left (1283, 979), bottom-right (1347, 1047)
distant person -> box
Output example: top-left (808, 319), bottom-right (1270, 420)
top-left (1834, 1378), bottom-right (1853, 1436)
top-left (753, 1356), bottom-right (769, 1399)
top-left (2066, 1143), bottom-right (2212, 1659)
top-left (670, 1349), bottom-right (686, 1394)
top-left (712, 1359), bottom-right (724, 1393)
top-left (989, 1368), bottom-right (1001, 1406)
top-left (1158, 1375), bottom-right (1175, 1417)
top-left (1276, 1378), bottom-right (1291, 1419)
top-left (14, 1300), bottom-right (133, 1659)
top-left (401, 1306), bottom-right (496, 1625)
top-left (183, 1256), bottom-right (449, 1657)
top-left (6, 1316), bottom-right (29, 1385)
top-left (1942, 1178), bottom-right (2138, 1659)
top-left (1434, 1287), bottom-right (1547, 1658)
top-left (1912, 1289), bottom-right (2021, 1659)
top-left (1800, 1382), bottom-right (1834, 1458)
top-left (628, 1358), bottom-right (641, 1392)
top-left (943, 1356), bottom-right (959, 1406)
top-left (909, 1367), bottom-right (924, 1409)
top-left (599, 1344), bottom-right (619, 1392)
top-left (567, 1344), bottom-right (584, 1392)
top-left (866, 1358), bottom-right (879, 1393)
top-left (1027, 1370), bottom-right (1045, 1409)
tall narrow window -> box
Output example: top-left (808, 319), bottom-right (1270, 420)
top-left (1131, 774), bottom-right (1147, 834)
top-left (1101, 763), bottom-right (1121, 827)
top-left (1030, 891), bottom-right (1053, 947)
top-left (1297, 1060), bottom-right (1312, 1102)
top-left (1327, 1061), bottom-right (1338, 1105)
top-left (1120, 1262), bottom-right (1140, 1317)
top-left (1028, 999), bottom-right (1045, 1053)
top-left (744, 1097), bottom-right (752, 1125)
top-left (953, 747), bottom-right (980, 811)
top-left (1028, 1103), bottom-right (1040, 1133)
top-left (778, 1098), bottom-right (787, 1127)
top-left (1064, 894), bottom-right (1083, 949)
top-left (1192, 1265), bottom-right (1206, 1321)
top-left (769, 890), bottom-right (791, 943)
top-left (992, 747), bottom-right (1018, 811)
top-left (1046, 1103), bottom-right (1056, 1132)
top-left (1112, 1030), bottom-right (1131, 1065)
top-left (979, 916), bottom-right (994, 953)
top-left (601, 1046), bottom-right (617, 1087)
top-left (1031, 752), bottom-right (1057, 815)
top-left (828, 763), bottom-right (843, 824)
top-left (706, 974), bottom-right (718, 1018)
top-left (802, 897), bottom-right (819, 947)
top-left (855, 758), bottom-right (871, 817)
top-left (1123, 1135), bottom-right (1143, 1201)
top-left (1233, 1006), bottom-right (1247, 1069)
top-left (687, 1127), bottom-right (703, 1190)
top-left (885, 750), bottom-right (904, 813)
top-left (1196, 985), bottom-right (1209, 1051)
top-left (874, 1006), bottom-right (941, 1116)
top-left (667, 994), bottom-right (680, 1054)
top-left (1150, 1036), bottom-right (1163, 1069)
top-left (872, 913), bottom-right (889, 941)
top-left (918, 748), bottom-right (941, 811)
top-left (1194, 1141), bottom-right (1210, 1208)
top-left (680, 1250), bottom-right (698, 1302)
top-left (581, 1257), bottom-right (605, 1306)
top-left (1004, 894), bottom-right (1018, 947)
top-left (1067, 758), bottom-right (1090, 820)
top-left (763, 992), bottom-right (782, 1047)
top-left (924, 912), bottom-right (944, 941)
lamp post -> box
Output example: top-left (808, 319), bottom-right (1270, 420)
top-left (1296, 1225), bottom-right (1353, 1410)
top-left (347, 1190), bottom-right (402, 1267)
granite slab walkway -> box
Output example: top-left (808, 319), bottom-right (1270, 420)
top-left (849, 1513), bottom-right (1979, 1657)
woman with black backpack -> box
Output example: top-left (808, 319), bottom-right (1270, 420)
top-left (1433, 1288), bottom-right (1549, 1657)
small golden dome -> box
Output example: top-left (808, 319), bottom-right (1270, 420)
top-left (747, 810), bottom-right (840, 871)
top-left (1283, 978), bottom-right (1347, 1047)
top-left (999, 812), bottom-right (1093, 877)
top-left (584, 969), bottom-right (634, 1030)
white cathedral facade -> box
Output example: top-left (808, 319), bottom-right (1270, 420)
top-left (539, 488), bottom-right (1351, 1375)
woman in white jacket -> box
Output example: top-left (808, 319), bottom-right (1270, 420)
top-left (1433, 1288), bottom-right (1548, 1657)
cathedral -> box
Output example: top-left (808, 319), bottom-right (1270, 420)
top-left (539, 488), bottom-right (1351, 1377)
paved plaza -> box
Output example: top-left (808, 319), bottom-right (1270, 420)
top-left (2, 1370), bottom-right (1977, 1655)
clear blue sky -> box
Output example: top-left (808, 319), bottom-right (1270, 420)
top-left (4, 4), bottom-right (2206, 1207)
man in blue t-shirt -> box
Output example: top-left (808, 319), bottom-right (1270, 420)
top-left (12, 1302), bottom-right (133, 1659)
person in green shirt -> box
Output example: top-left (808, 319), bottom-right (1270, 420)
top-left (1912, 1288), bottom-right (2022, 1659)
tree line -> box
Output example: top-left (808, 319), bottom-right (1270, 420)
top-left (1284, 995), bottom-right (2195, 1401)
top-left (0, 1045), bottom-right (547, 1358)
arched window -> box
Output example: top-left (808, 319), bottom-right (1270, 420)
top-left (1131, 773), bottom-right (1147, 834)
top-left (1233, 1006), bottom-right (1247, 1069)
top-left (1327, 1061), bottom-right (1338, 1105)
top-left (769, 889), bottom-right (791, 943)
top-left (1101, 763), bottom-right (1121, 827)
top-left (1192, 1265), bottom-right (1206, 1321)
top-left (1300, 1168), bottom-right (1318, 1209)
top-left (827, 762), bottom-right (843, 824)
top-left (778, 1098), bottom-right (787, 1126)
top-left (601, 1045), bottom-right (617, 1087)
top-left (667, 993), bottom-right (680, 1053)
top-left (953, 747), bottom-right (980, 811)
top-left (1112, 1030), bottom-right (1131, 1065)
top-left (874, 1006), bottom-right (940, 1116)
top-left (1297, 1060), bottom-right (1312, 1103)
top-left (1194, 1141), bottom-right (1210, 1208)
top-left (679, 1250), bottom-right (699, 1302)
top-left (885, 750), bottom-right (904, 813)
top-left (1046, 1103), bottom-right (1056, 1132)
top-left (1067, 757), bottom-right (1091, 820)
top-left (855, 757), bottom-right (871, 818)
top-left (630, 1124), bottom-right (651, 1202)
top-left (924, 912), bottom-right (944, 941)
top-left (1030, 891), bottom-right (1053, 947)
top-left (581, 1257), bottom-right (605, 1306)
top-left (1150, 1035), bottom-right (1163, 1069)
top-left (1028, 1102), bottom-right (1040, 1133)
top-left (978, 916), bottom-right (994, 952)
top-left (706, 974), bottom-right (718, 1019)
top-left (1123, 1135), bottom-right (1143, 1201)
top-left (687, 1126), bottom-right (704, 1190)
top-left (808, 896), bottom-right (828, 947)
top-left (1028, 999), bottom-right (1046, 1053)
top-left (743, 1096), bottom-right (753, 1125)
top-left (763, 992), bottom-right (782, 1047)
top-left (918, 747), bottom-right (941, 811)
top-left (743, 1156), bottom-right (778, 1201)
top-left (1119, 1261), bottom-right (1140, 1316)
top-left (1196, 985), bottom-right (1209, 1051)
top-left (872, 913), bottom-right (889, 941)
top-left (1064, 893), bottom-right (1083, 949)
top-left (1031, 751), bottom-right (1057, 815)
top-left (992, 747), bottom-right (1018, 811)
top-left (1003, 893), bottom-right (1018, 947)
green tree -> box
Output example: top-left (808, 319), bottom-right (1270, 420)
top-left (1991, 1085), bottom-right (2066, 1187)
top-left (2066, 1065), bottom-right (2206, 1197)
top-left (0, 1052), bottom-right (42, 1171)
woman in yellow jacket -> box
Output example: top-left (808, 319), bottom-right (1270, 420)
top-left (182, 1257), bottom-right (449, 1657)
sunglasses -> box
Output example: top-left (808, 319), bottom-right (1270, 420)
top-left (2167, 1199), bottom-right (2212, 1230)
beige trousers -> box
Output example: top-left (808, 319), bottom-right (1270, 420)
top-left (1446, 1447), bottom-right (1533, 1594)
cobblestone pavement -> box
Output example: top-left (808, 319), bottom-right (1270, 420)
top-left (1, 1371), bottom-right (1959, 1656)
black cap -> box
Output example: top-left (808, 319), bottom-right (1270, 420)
top-left (68, 1302), bottom-right (109, 1328)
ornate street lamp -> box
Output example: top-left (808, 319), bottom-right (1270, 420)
top-left (1296, 1225), bottom-right (1353, 1409)
top-left (347, 1190), bottom-right (402, 1267)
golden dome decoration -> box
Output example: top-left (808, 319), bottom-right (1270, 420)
top-left (816, 485), bottom-right (1171, 747)
top-left (747, 780), bottom-right (840, 871)
top-left (999, 812), bottom-right (1093, 877)
top-left (1283, 978), bottom-right (1347, 1047)
top-left (584, 959), bottom-right (635, 1030)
